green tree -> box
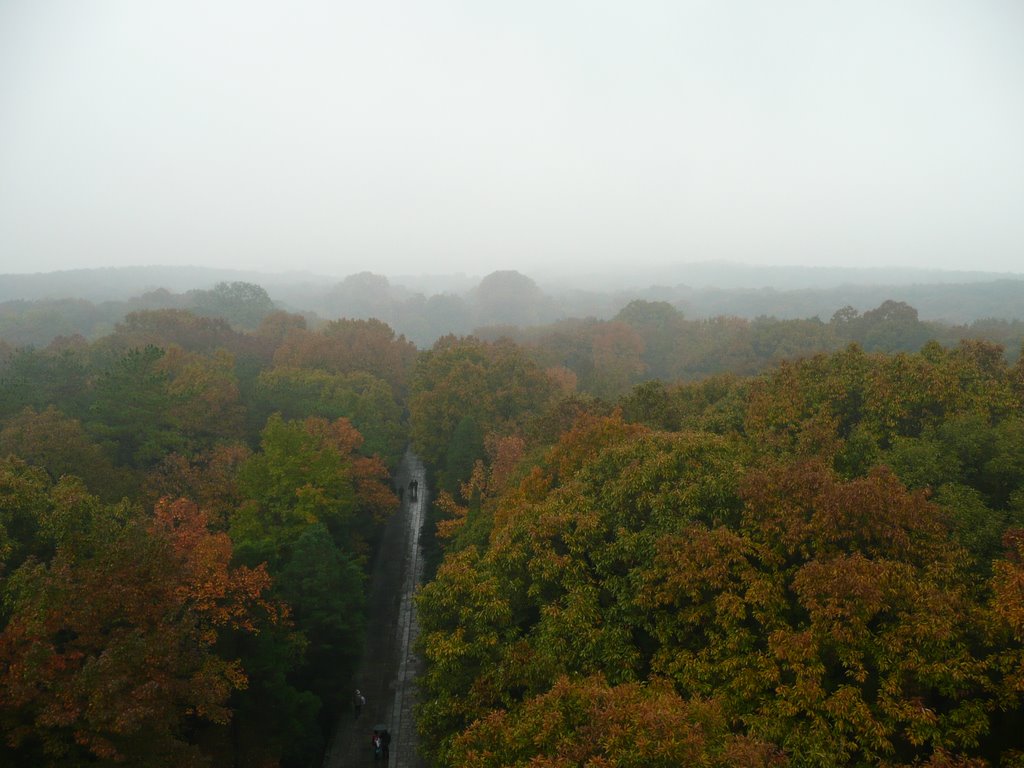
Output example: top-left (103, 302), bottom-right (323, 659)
top-left (277, 524), bottom-right (365, 727)
top-left (0, 345), bottom-right (90, 421)
top-left (189, 282), bottom-right (276, 330)
top-left (231, 415), bottom-right (359, 568)
top-left (442, 416), bottom-right (484, 494)
top-left (87, 345), bottom-right (182, 468)
top-left (0, 457), bottom-right (52, 579)
top-left (0, 406), bottom-right (132, 502)
top-left (225, 414), bottom-right (394, 766)
top-left (253, 367), bottom-right (405, 465)
top-left (410, 336), bottom-right (557, 483)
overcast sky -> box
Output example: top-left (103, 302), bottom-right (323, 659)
top-left (1, 0), bottom-right (1022, 278)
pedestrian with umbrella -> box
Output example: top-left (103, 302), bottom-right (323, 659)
top-left (372, 723), bottom-right (390, 762)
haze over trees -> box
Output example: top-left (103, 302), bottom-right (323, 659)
top-left (3, 0), bottom-right (1023, 761)
top-left (2, 268), bottom-right (1024, 765)
top-left (3, 266), bottom-right (1024, 350)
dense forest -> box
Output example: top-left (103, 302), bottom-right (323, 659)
top-left (413, 339), bottom-right (1024, 766)
top-left (3, 277), bottom-right (1024, 766)
top-left (0, 300), bottom-right (411, 766)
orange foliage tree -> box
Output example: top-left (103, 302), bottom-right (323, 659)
top-left (272, 317), bottom-right (416, 397)
top-left (0, 485), bottom-right (276, 767)
top-left (418, 401), bottom-right (1024, 765)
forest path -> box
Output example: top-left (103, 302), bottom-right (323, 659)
top-left (323, 448), bottom-right (427, 768)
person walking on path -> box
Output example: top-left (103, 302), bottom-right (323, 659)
top-left (371, 730), bottom-right (383, 762)
top-left (354, 689), bottom-right (365, 719)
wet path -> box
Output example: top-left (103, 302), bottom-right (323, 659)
top-left (323, 448), bottom-right (427, 768)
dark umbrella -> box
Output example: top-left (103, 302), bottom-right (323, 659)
top-left (374, 723), bottom-right (387, 732)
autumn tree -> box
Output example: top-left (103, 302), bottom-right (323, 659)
top-left (450, 675), bottom-right (785, 768)
top-left (643, 461), bottom-right (987, 766)
top-left (409, 335), bottom-right (558, 489)
top-left (230, 414), bottom-right (393, 567)
top-left (417, 414), bottom-right (741, 762)
top-left (272, 317), bottom-right (416, 398)
top-left (417, 402), bottom-right (1024, 765)
top-left (614, 299), bottom-right (686, 382)
top-left (158, 346), bottom-right (246, 448)
top-left (589, 320), bottom-right (647, 398)
top-left (143, 442), bottom-right (252, 530)
top-left (0, 406), bottom-right (132, 501)
top-left (253, 367), bottom-right (405, 465)
top-left (0, 485), bottom-right (275, 767)
top-left (110, 309), bottom-right (243, 355)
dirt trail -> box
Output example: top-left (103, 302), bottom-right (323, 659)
top-left (322, 448), bottom-right (427, 768)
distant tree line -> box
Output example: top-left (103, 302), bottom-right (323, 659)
top-left (480, 298), bottom-right (1024, 399)
top-left (3, 270), bottom-right (1024, 350)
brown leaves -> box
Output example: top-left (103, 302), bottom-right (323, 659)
top-left (152, 497), bottom-right (278, 632)
top-left (739, 461), bottom-right (951, 569)
top-left (144, 442), bottom-right (252, 528)
top-left (546, 411), bottom-right (647, 483)
top-left (0, 493), bottom-right (278, 765)
top-left (272, 317), bottom-right (416, 395)
top-left (451, 675), bottom-right (785, 768)
top-left (992, 531), bottom-right (1024, 642)
top-left (415, 339), bottom-right (1024, 765)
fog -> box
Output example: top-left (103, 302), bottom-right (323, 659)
top-left (2, 0), bottom-right (1023, 278)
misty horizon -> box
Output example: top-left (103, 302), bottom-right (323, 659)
top-left (2, 1), bottom-right (1023, 277)
top-left (4, 259), bottom-right (1024, 294)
